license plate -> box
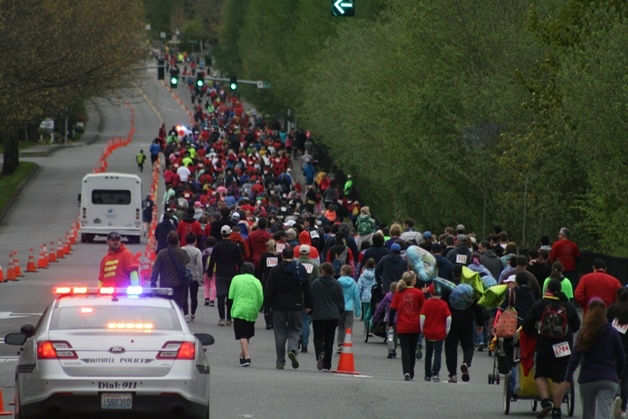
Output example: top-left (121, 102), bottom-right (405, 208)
top-left (101, 393), bottom-right (133, 409)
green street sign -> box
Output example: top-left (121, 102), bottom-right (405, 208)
top-left (256, 81), bottom-right (272, 89)
top-left (331, 0), bottom-right (354, 16)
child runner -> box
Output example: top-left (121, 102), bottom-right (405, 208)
top-left (357, 258), bottom-right (377, 333)
top-left (420, 284), bottom-right (452, 382)
top-left (336, 265), bottom-right (361, 353)
top-left (373, 282), bottom-right (398, 358)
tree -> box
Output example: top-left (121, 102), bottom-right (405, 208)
top-left (0, 0), bottom-right (146, 175)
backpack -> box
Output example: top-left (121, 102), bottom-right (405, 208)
top-left (333, 247), bottom-right (348, 279)
top-left (285, 261), bottom-right (307, 285)
top-left (538, 302), bottom-right (568, 339)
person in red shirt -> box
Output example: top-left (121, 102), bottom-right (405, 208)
top-left (575, 259), bottom-right (622, 316)
top-left (98, 231), bottom-right (140, 288)
top-left (247, 217), bottom-right (273, 274)
top-left (420, 284), bottom-right (452, 382)
top-left (549, 227), bottom-right (581, 290)
top-left (388, 271), bottom-right (426, 381)
top-left (177, 208), bottom-right (203, 247)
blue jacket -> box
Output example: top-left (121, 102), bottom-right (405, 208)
top-left (338, 275), bottom-right (361, 316)
top-left (357, 269), bottom-right (376, 303)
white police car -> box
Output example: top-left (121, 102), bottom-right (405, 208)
top-left (4, 286), bottom-right (214, 419)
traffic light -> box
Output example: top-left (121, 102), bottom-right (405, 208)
top-left (157, 59), bottom-right (164, 80)
top-left (169, 68), bottom-right (179, 89)
top-left (170, 74), bottom-right (178, 88)
top-left (196, 72), bottom-right (205, 88)
top-left (229, 75), bottom-right (237, 91)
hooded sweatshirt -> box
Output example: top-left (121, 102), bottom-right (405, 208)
top-left (338, 275), bottom-right (361, 316)
top-left (98, 243), bottom-right (140, 288)
top-left (357, 268), bottom-right (376, 303)
top-left (294, 230), bottom-right (320, 260)
top-left (310, 275), bottom-right (345, 321)
top-left (247, 227), bottom-right (272, 269)
top-left (229, 263), bottom-right (264, 322)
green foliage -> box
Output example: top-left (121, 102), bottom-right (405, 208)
top-left (149, 0), bottom-right (628, 253)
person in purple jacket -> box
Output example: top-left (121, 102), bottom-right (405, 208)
top-left (566, 299), bottom-right (625, 419)
top-left (373, 282), bottom-right (398, 359)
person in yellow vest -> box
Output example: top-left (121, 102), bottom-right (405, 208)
top-left (136, 150), bottom-right (147, 172)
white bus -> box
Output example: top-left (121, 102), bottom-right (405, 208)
top-left (78, 173), bottom-right (142, 244)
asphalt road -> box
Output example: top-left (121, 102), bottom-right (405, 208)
top-left (0, 71), bottom-right (584, 418)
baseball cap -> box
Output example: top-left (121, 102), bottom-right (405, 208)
top-left (231, 212), bottom-right (241, 221)
top-left (107, 231), bottom-right (121, 240)
top-left (194, 201), bottom-right (202, 207)
top-left (299, 245), bottom-right (311, 255)
top-left (503, 275), bottom-right (516, 283)
top-left (391, 243), bottom-right (401, 253)
top-left (431, 243), bottom-right (443, 253)
top-left (220, 225), bottom-right (232, 236)
top-left (423, 231), bottom-right (432, 239)
top-left (283, 219), bottom-right (296, 227)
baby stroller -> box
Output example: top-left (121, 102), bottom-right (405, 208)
top-left (364, 283), bottom-right (387, 343)
top-left (502, 329), bottom-right (575, 416)
top-left (488, 336), bottom-right (506, 385)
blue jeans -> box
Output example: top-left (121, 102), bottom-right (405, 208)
top-left (473, 318), bottom-right (489, 345)
top-left (301, 310), bottom-right (311, 350)
top-left (425, 339), bottom-right (444, 376)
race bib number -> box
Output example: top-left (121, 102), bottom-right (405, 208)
top-left (276, 243), bottom-right (286, 252)
top-left (303, 263), bottom-right (313, 274)
top-left (612, 318), bottom-right (628, 334)
top-left (552, 341), bottom-right (571, 358)
top-left (267, 257), bottom-right (278, 267)
top-left (455, 254), bottom-right (468, 265)
top-left (309, 230), bottom-right (319, 239)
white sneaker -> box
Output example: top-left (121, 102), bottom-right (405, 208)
top-left (613, 397), bottom-right (622, 419)
top-left (184, 315), bottom-right (190, 323)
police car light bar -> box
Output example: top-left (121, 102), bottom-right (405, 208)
top-left (54, 287), bottom-right (173, 297)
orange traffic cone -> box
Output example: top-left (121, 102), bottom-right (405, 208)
top-left (57, 238), bottom-right (65, 259)
top-left (6, 253), bottom-right (17, 281)
top-left (38, 245), bottom-right (47, 270)
top-left (332, 328), bottom-right (360, 375)
top-left (62, 235), bottom-right (70, 256)
top-left (13, 251), bottom-right (23, 277)
top-left (0, 263), bottom-right (4, 282)
top-left (26, 248), bottom-right (36, 273)
top-left (42, 244), bottom-right (49, 268)
top-left (0, 388), bottom-right (12, 415)
top-left (49, 241), bottom-right (57, 263)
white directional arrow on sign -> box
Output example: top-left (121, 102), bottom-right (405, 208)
top-left (0, 312), bottom-right (41, 320)
top-left (334, 0), bottom-right (353, 14)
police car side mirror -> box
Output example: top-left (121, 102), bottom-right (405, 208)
top-left (77, 193), bottom-right (81, 207)
top-left (194, 333), bottom-right (215, 346)
top-left (4, 332), bottom-right (27, 346)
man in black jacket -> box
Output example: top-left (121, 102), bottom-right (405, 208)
top-left (207, 225), bottom-right (244, 326)
top-left (264, 248), bottom-right (312, 370)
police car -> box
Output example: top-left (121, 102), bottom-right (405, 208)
top-left (4, 286), bottom-right (214, 419)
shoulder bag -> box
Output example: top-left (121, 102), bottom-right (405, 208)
top-left (167, 247), bottom-right (194, 287)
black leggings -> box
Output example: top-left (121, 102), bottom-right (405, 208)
top-left (217, 294), bottom-right (232, 320)
top-left (183, 282), bottom-right (199, 316)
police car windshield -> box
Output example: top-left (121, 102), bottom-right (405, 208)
top-left (49, 306), bottom-right (181, 331)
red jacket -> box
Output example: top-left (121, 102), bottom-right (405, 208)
top-left (575, 270), bottom-right (621, 315)
top-left (390, 287), bottom-right (425, 334)
top-left (247, 228), bottom-right (272, 268)
top-left (98, 244), bottom-right (139, 288)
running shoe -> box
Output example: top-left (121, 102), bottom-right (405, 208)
top-left (461, 363), bottom-right (470, 382)
top-left (288, 351), bottom-right (299, 369)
